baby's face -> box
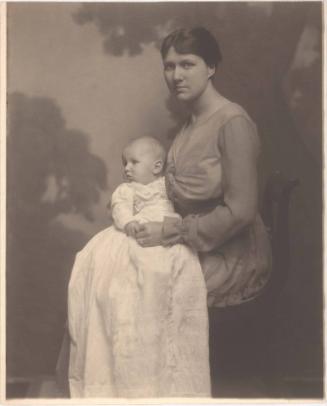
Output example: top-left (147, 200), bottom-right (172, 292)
top-left (122, 142), bottom-right (157, 184)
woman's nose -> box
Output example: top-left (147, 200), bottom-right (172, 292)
top-left (173, 66), bottom-right (183, 81)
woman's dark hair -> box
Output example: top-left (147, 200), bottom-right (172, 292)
top-left (160, 27), bottom-right (222, 68)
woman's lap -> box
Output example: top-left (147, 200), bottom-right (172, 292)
top-left (208, 294), bottom-right (270, 385)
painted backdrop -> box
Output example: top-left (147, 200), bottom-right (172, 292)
top-left (7, 1), bottom-right (322, 397)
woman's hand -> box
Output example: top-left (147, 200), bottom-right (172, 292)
top-left (135, 222), bottom-right (163, 247)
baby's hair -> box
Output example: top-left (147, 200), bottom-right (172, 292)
top-left (126, 136), bottom-right (167, 170)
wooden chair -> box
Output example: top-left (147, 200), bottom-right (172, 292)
top-left (261, 171), bottom-right (299, 300)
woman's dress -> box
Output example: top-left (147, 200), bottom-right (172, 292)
top-left (68, 178), bottom-right (211, 398)
top-left (162, 102), bottom-right (272, 307)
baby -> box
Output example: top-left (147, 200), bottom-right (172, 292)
top-left (111, 136), bottom-right (177, 238)
top-left (68, 137), bottom-right (210, 398)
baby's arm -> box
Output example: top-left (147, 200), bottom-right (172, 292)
top-left (111, 183), bottom-right (139, 233)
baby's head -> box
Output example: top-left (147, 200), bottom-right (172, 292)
top-left (122, 137), bottom-right (166, 184)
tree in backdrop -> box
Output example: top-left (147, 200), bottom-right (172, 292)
top-left (7, 92), bottom-right (107, 376)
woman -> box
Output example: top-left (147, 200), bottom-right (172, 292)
top-left (135, 27), bottom-right (272, 394)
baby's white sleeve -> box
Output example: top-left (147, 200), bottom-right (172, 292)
top-left (111, 183), bottom-right (135, 230)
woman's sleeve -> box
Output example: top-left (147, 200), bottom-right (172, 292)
top-left (111, 184), bottom-right (135, 230)
top-left (161, 116), bottom-right (260, 252)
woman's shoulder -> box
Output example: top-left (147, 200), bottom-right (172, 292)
top-left (215, 101), bottom-right (254, 127)
top-left (217, 102), bottom-right (260, 151)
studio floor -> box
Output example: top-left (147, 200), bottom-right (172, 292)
top-left (6, 374), bottom-right (324, 400)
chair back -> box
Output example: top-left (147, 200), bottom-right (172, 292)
top-left (261, 171), bottom-right (299, 299)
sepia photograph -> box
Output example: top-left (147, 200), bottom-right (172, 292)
top-left (3, 1), bottom-right (324, 402)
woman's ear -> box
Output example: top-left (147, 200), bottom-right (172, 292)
top-left (208, 65), bottom-right (216, 79)
top-left (153, 159), bottom-right (164, 175)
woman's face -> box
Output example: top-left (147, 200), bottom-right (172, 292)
top-left (163, 47), bottom-right (215, 103)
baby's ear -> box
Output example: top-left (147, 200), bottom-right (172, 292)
top-left (153, 159), bottom-right (164, 175)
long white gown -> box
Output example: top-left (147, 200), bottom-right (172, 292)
top-left (68, 178), bottom-right (211, 398)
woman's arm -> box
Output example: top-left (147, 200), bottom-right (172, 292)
top-left (136, 116), bottom-right (260, 250)
top-left (160, 116), bottom-right (260, 252)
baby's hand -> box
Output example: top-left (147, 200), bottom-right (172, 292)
top-left (124, 221), bottom-right (141, 238)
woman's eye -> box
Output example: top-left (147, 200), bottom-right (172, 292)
top-left (164, 63), bottom-right (174, 71)
top-left (182, 62), bottom-right (193, 69)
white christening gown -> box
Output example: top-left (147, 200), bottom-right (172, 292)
top-left (68, 177), bottom-right (211, 398)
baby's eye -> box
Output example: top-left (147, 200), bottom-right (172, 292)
top-left (132, 159), bottom-right (139, 164)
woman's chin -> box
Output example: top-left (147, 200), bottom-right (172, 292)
top-left (175, 92), bottom-right (194, 103)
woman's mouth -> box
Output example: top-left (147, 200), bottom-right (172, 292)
top-left (175, 86), bottom-right (187, 92)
